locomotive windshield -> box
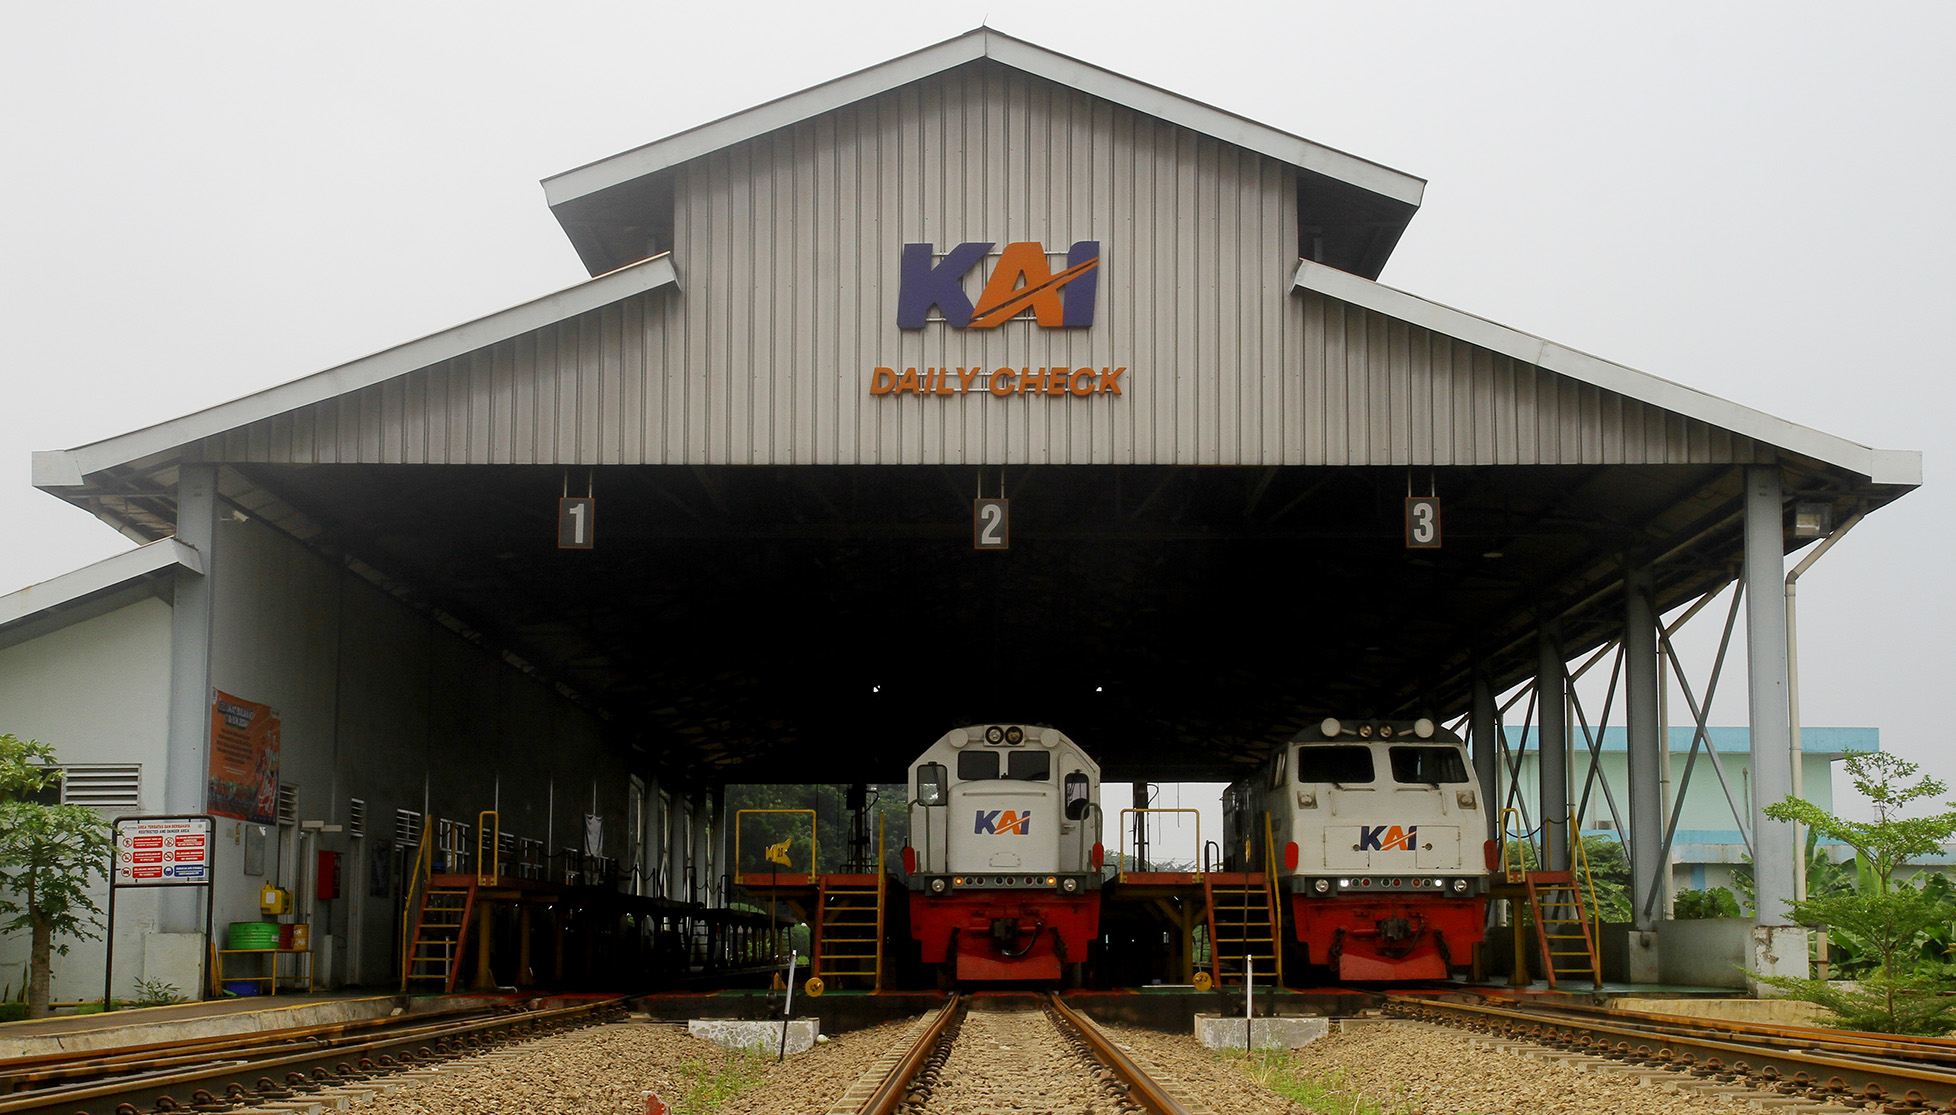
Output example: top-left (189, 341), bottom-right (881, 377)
top-left (1388, 745), bottom-right (1470, 784)
top-left (1294, 745), bottom-right (1375, 784)
top-left (955, 749), bottom-right (1052, 781)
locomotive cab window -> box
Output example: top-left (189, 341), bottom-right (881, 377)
top-left (917, 762), bottom-right (948, 804)
top-left (1269, 748), bottom-right (1288, 789)
top-left (1388, 746), bottom-right (1470, 785)
top-left (1006, 750), bottom-right (1050, 781)
top-left (1295, 745), bottom-right (1375, 784)
top-left (1064, 772), bottom-right (1090, 819)
top-left (958, 751), bottom-right (1000, 781)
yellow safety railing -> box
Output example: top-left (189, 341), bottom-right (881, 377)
top-left (1264, 810), bottom-right (1285, 985)
top-left (733, 809), bottom-right (818, 884)
top-left (397, 822), bottom-right (433, 993)
top-left (874, 812), bottom-right (886, 993)
top-left (1116, 808), bottom-right (1200, 883)
top-left (1499, 807), bottom-right (1530, 883)
top-left (476, 810), bottom-right (500, 886)
top-left (1569, 809), bottom-right (1605, 945)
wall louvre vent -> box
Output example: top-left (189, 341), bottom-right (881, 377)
top-left (394, 809), bottom-right (422, 845)
top-left (276, 784), bottom-right (299, 825)
top-left (59, 765), bottom-right (141, 809)
top-left (348, 798), bottom-right (366, 838)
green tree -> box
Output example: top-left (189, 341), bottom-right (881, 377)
top-left (1758, 752), bottom-right (1956, 1034)
top-left (1672, 887), bottom-right (1742, 919)
top-left (0, 735), bottom-right (115, 1017)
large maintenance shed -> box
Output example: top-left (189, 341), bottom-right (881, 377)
top-left (0, 28), bottom-right (1921, 999)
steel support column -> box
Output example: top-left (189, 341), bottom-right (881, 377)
top-left (164, 464), bottom-right (217, 942)
top-left (1745, 465), bottom-right (1798, 927)
top-left (1537, 626), bottom-right (1570, 872)
top-left (1625, 568), bottom-right (1663, 933)
top-left (1471, 665), bottom-right (1498, 845)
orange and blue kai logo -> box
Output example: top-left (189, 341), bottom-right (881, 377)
top-left (975, 809), bottom-right (1033, 836)
top-left (1358, 825), bottom-right (1417, 852)
top-left (898, 241), bottom-right (1099, 329)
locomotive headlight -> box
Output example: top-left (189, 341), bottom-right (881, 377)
top-left (1060, 877), bottom-right (1080, 894)
top-left (1313, 878), bottom-right (1331, 894)
top-left (1320, 718), bottom-right (1342, 738)
top-left (929, 877), bottom-right (951, 895)
top-left (1451, 878), bottom-right (1469, 893)
top-left (1358, 722), bottom-right (1373, 738)
top-left (1338, 878), bottom-right (1352, 888)
top-left (1296, 790), bottom-right (1317, 809)
top-left (1380, 724), bottom-right (1394, 738)
top-left (1415, 718), bottom-right (1436, 739)
top-left (1456, 790), bottom-right (1477, 809)
top-left (1005, 725), bottom-right (1025, 744)
top-left (985, 725), bottom-right (1005, 744)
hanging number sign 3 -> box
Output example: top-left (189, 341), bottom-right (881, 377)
top-left (1405, 496), bottom-right (1441, 549)
top-left (974, 498), bottom-right (1009, 550)
top-left (559, 497), bottom-right (596, 549)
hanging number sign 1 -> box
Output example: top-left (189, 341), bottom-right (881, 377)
top-left (559, 497), bottom-right (596, 549)
top-left (974, 498), bottom-right (1009, 550)
top-left (1405, 496), bottom-right (1441, 549)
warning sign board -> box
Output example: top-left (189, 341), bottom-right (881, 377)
top-left (113, 817), bottom-right (215, 887)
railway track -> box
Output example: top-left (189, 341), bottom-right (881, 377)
top-left (849, 993), bottom-right (1196, 1115)
top-left (0, 997), bottom-right (629, 1115)
top-left (1393, 995), bottom-right (1956, 1112)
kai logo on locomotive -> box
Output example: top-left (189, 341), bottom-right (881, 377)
top-left (975, 809), bottom-right (1033, 836)
top-left (1358, 824), bottom-right (1417, 852)
top-left (897, 241), bottom-right (1100, 329)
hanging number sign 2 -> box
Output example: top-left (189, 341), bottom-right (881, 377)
top-left (1405, 496), bottom-right (1441, 549)
top-left (974, 498), bottom-right (1009, 550)
top-left (559, 497), bottom-right (596, 549)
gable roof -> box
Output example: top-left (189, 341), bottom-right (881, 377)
top-left (1294, 259), bottom-right (1922, 486)
top-left (31, 254), bottom-right (678, 489)
top-left (0, 537), bottom-right (201, 634)
top-left (543, 27), bottom-right (1426, 277)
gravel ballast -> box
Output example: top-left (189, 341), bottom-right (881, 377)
top-left (1101, 1018), bottom-right (1798, 1115)
top-left (351, 1015), bottom-right (917, 1115)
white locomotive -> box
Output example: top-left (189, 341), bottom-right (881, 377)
top-left (901, 724), bottom-right (1102, 981)
top-left (1225, 717), bottom-right (1489, 980)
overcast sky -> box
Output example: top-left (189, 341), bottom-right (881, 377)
top-left (2, 3), bottom-right (1950, 829)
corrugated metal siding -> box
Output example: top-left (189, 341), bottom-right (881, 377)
top-left (202, 61), bottom-right (1757, 469)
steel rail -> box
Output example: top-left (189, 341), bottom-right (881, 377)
top-left (0, 1003), bottom-right (512, 1090)
top-left (1475, 994), bottom-right (1956, 1066)
top-left (1395, 997), bottom-right (1956, 1111)
top-left (0, 996), bottom-right (629, 1115)
top-left (855, 993), bottom-right (963, 1115)
top-left (1046, 993), bottom-right (1194, 1115)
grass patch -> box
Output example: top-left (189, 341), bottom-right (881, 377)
top-left (675, 1049), bottom-right (768, 1114)
top-left (1230, 1050), bottom-right (1429, 1115)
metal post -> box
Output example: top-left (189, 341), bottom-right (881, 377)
top-left (1745, 465), bottom-right (1798, 929)
top-left (1132, 783), bottom-right (1150, 872)
top-left (165, 465), bottom-right (217, 976)
top-left (1471, 665), bottom-right (1499, 845)
top-left (1538, 626), bottom-right (1569, 872)
top-left (1625, 569), bottom-right (1663, 932)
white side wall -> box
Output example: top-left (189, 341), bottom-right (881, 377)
top-left (0, 597), bottom-right (173, 1003)
top-left (207, 517), bottom-right (626, 988)
top-left (0, 514), bottom-right (631, 999)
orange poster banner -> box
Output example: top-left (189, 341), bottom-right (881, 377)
top-left (208, 691), bottom-right (279, 823)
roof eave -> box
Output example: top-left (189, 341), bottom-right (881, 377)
top-left (1292, 259), bottom-right (1923, 488)
top-left (33, 254), bottom-right (681, 492)
top-left (0, 537), bottom-right (202, 631)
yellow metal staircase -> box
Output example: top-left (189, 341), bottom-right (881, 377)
top-left (405, 884), bottom-right (477, 993)
top-left (1524, 871), bottom-right (1601, 989)
top-left (1203, 873), bottom-right (1278, 987)
top-left (812, 875), bottom-right (884, 988)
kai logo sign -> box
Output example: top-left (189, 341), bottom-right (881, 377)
top-left (898, 241), bottom-right (1100, 329)
top-left (1358, 825), bottom-right (1418, 852)
top-left (975, 809), bottom-right (1033, 836)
